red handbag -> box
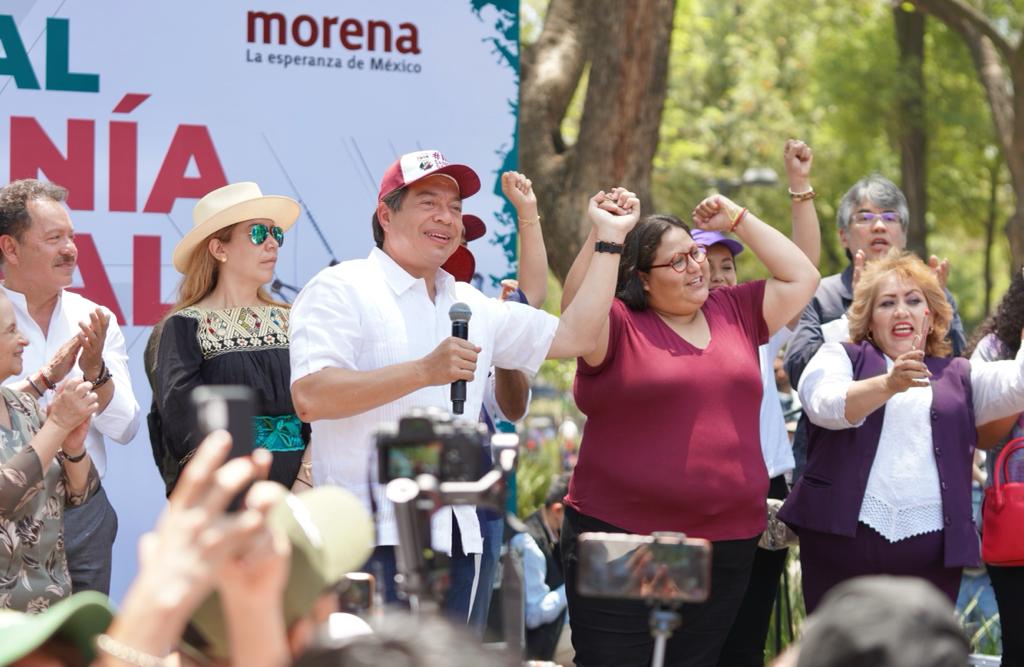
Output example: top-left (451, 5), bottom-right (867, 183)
top-left (982, 437), bottom-right (1024, 567)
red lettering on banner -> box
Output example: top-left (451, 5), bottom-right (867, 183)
top-left (292, 15), bottom-right (318, 47)
top-left (132, 236), bottom-right (173, 325)
top-left (109, 121), bottom-right (137, 212)
top-left (246, 11), bottom-right (419, 54)
top-left (367, 21), bottom-right (392, 52)
top-left (143, 125), bottom-right (227, 213)
top-left (68, 233), bottom-right (126, 324)
top-left (10, 117), bottom-right (95, 210)
top-left (339, 19), bottom-right (362, 49)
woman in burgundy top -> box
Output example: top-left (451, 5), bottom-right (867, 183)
top-left (559, 191), bottom-right (819, 666)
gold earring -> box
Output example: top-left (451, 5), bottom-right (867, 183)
top-left (219, 257), bottom-right (227, 263)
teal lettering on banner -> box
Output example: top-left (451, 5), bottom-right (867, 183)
top-left (45, 18), bottom-right (98, 92)
top-left (0, 15), bottom-right (41, 89)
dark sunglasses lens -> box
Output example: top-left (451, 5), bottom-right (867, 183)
top-left (250, 225), bottom-right (268, 245)
top-left (271, 226), bottom-right (284, 247)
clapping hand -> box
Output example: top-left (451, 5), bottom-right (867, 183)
top-left (77, 308), bottom-right (110, 379)
top-left (42, 336), bottom-right (83, 385)
top-left (589, 187), bottom-right (640, 242)
top-left (47, 380), bottom-right (98, 431)
top-left (928, 254), bottom-right (950, 290)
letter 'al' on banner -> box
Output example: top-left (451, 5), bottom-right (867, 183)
top-left (0, 0), bottom-right (521, 600)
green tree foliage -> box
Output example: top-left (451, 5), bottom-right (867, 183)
top-left (650, 0), bottom-right (1015, 329)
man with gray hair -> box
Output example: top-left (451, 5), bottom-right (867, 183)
top-left (783, 174), bottom-right (966, 473)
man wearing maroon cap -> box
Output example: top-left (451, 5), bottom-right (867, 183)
top-left (289, 149), bottom-right (640, 608)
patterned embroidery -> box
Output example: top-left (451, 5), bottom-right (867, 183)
top-left (178, 306), bottom-right (290, 359)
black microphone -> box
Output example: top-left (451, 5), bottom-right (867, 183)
top-left (449, 302), bottom-right (472, 415)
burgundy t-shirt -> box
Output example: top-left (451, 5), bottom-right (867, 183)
top-left (566, 281), bottom-right (770, 541)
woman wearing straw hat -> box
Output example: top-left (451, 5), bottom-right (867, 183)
top-left (152, 182), bottom-right (309, 494)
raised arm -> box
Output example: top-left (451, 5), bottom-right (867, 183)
top-left (560, 225), bottom-right (598, 313)
top-left (547, 188), bottom-right (639, 362)
top-left (784, 139), bottom-right (821, 269)
top-left (502, 171), bottom-right (548, 308)
top-left (692, 195), bottom-right (820, 334)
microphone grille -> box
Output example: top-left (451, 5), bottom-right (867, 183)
top-left (449, 302), bottom-right (472, 322)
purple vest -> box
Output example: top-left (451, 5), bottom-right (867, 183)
top-left (779, 341), bottom-right (980, 567)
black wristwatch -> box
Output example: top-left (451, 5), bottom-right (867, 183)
top-left (595, 240), bottom-right (624, 254)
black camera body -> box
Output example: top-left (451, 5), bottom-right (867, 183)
top-left (376, 408), bottom-right (488, 484)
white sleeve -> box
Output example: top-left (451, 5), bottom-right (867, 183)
top-left (488, 300), bottom-right (558, 377)
top-left (767, 325), bottom-right (794, 360)
top-left (289, 276), bottom-right (361, 382)
top-left (971, 344), bottom-right (1024, 425)
top-left (511, 532), bottom-right (568, 629)
top-left (91, 312), bottom-right (141, 443)
top-left (797, 342), bottom-right (863, 430)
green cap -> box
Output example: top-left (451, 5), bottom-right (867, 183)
top-left (0, 591), bottom-right (114, 664)
top-left (190, 486), bottom-right (375, 659)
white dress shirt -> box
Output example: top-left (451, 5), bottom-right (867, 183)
top-left (759, 327), bottom-right (795, 478)
top-left (2, 286), bottom-right (142, 477)
top-left (289, 248), bottom-right (558, 555)
top-left (799, 341), bottom-right (1024, 541)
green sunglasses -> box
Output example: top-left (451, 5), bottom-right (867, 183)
top-left (249, 223), bottom-right (285, 247)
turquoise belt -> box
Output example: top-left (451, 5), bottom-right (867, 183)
top-left (252, 414), bottom-right (304, 452)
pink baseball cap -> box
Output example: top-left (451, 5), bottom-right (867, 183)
top-left (377, 150), bottom-right (481, 201)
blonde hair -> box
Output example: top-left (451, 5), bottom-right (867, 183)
top-left (847, 251), bottom-right (952, 357)
top-left (169, 222), bottom-right (288, 315)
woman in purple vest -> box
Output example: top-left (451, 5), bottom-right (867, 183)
top-left (780, 252), bottom-right (1024, 612)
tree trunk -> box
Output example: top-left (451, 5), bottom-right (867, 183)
top-left (520, 0), bottom-right (676, 281)
top-left (894, 6), bottom-right (929, 258)
top-left (910, 0), bottom-right (1024, 273)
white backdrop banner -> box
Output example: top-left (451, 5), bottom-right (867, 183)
top-left (0, 0), bottom-right (521, 600)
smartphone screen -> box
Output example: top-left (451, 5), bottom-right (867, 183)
top-left (576, 532), bottom-right (712, 604)
top-left (191, 385), bottom-right (257, 509)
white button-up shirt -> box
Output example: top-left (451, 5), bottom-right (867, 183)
top-left (2, 286), bottom-right (142, 477)
top-left (289, 248), bottom-right (558, 555)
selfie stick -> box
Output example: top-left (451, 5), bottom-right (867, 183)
top-left (386, 436), bottom-right (524, 656)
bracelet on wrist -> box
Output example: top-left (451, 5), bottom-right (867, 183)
top-left (85, 361), bottom-right (112, 389)
top-left (39, 370), bottom-right (56, 391)
top-left (518, 216), bottom-right (541, 226)
top-left (26, 375), bottom-right (45, 398)
top-left (729, 208), bottom-right (748, 233)
top-left (59, 449), bottom-right (88, 464)
top-left (788, 187), bottom-right (816, 202)
top-left (95, 633), bottom-right (170, 667)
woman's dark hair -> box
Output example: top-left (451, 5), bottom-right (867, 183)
top-left (616, 213), bottom-right (692, 311)
top-left (967, 269), bottom-right (1024, 360)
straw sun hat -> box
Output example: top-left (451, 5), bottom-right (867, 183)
top-left (172, 182), bottom-right (300, 273)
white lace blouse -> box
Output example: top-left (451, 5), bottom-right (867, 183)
top-left (798, 342), bottom-right (1024, 542)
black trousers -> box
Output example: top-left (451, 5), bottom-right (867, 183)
top-left (716, 475), bottom-right (789, 667)
top-left (562, 506), bottom-right (758, 667)
top-left (988, 564), bottom-right (1024, 667)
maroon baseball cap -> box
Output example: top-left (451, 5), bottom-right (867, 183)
top-left (442, 245), bottom-right (476, 283)
top-left (377, 150), bottom-right (481, 201)
top-left (463, 214), bottom-right (486, 242)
